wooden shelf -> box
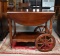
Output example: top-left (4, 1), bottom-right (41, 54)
top-left (13, 32), bottom-right (40, 42)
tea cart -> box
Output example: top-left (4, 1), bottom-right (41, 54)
top-left (7, 1), bottom-right (55, 52)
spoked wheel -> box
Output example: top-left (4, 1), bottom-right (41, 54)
top-left (35, 34), bottom-right (55, 52)
top-left (34, 26), bottom-right (45, 33)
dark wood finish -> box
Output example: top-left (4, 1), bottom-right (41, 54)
top-left (0, 0), bottom-right (8, 41)
top-left (57, 14), bottom-right (60, 37)
top-left (7, 12), bottom-right (54, 26)
top-left (0, 1), bottom-right (4, 13)
top-left (19, 2), bottom-right (30, 8)
top-left (55, 0), bottom-right (60, 6)
top-left (54, 0), bottom-right (60, 15)
top-left (0, 16), bottom-right (8, 41)
top-left (0, 13), bottom-right (2, 18)
top-left (3, 1), bottom-right (7, 13)
top-left (0, 0), bottom-right (7, 13)
top-left (54, 0), bottom-right (60, 37)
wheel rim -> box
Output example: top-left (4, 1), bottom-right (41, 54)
top-left (35, 34), bottom-right (55, 52)
top-left (34, 26), bottom-right (45, 33)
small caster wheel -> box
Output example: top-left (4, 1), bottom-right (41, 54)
top-left (34, 26), bottom-right (45, 33)
top-left (35, 34), bottom-right (55, 52)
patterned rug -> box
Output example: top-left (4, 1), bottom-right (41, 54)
top-left (0, 32), bottom-right (60, 55)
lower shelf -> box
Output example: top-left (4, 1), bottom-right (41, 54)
top-left (13, 32), bottom-right (41, 42)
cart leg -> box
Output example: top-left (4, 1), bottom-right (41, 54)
top-left (49, 18), bottom-right (52, 34)
top-left (45, 22), bottom-right (47, 33)
top-left (45, 19), bottom-right (52, 34)
top-left (13, 21), bottom-right (16, 35)
top-left (8, 19), bottom-right (12, 48)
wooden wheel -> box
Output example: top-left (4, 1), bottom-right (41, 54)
top-left (34, 26), bottom-right (45, 33)
top-left (35, 34), bottom-right (55, 52)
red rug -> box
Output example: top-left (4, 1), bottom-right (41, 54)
top-left (0, 34), bottom-right (60, 55)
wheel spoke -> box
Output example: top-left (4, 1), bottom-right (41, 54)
top-left (39, 28), bottom-right (41, 32)
top-left (34, 26), bottom-right (45, 33)
top-left (46, 42), bottom-right (53, 48)
top-left (38, 44), bottom-right (44, 49)
top-left (39, 44), bottom-right (49, 50)
top-left (48, 38), bottom-right (52, 42)
top-left (48, 42), bottom-right (53, 45)
top-left (40, 38), bottom-right (45, 43)
top-left (42, 28), bottom-right (44, 31)
top-left (44, 36), bottom-right (47, 42)
top-left (45, 36), bottom-right (52, 43)
top-left (38, 43), bottom-right (43, 45)
top-left (47, 38), bottom-right (54, 43)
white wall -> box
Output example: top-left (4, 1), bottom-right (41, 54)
top-left (42, 0), bottom-right (55, 10)
top-left (42, 0), bottom-right (55, 7)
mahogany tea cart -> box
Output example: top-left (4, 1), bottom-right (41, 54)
top-left (7, 10), bottom-right (55, 52)
top-left (7, 2), bottom-right (55, 52)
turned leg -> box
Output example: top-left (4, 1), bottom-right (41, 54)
top-left (45, 22), bottom-right (48, 33)
top-left (49, 18), bottom-right (52, 34)
top-left (13, 21), bottom-right (16, 35)
top-left (8, 19), bottom-right (12, 48)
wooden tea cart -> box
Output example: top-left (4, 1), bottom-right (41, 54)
top-left (7, 10), bottom-right (55, 52)
top-left (7, 1), bottom-right (55, 51)
top-left (0, 0), bottom-right (56, 52)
